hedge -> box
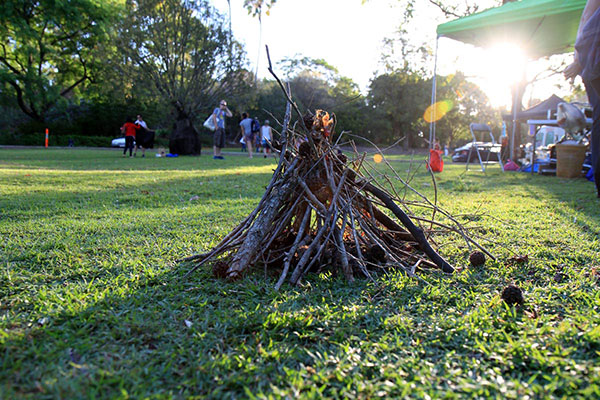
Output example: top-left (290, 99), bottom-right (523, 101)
top-left (0, 133), bottom-right (112, 147)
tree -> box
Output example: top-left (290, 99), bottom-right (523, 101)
top-left (243, 0), bottom-right (277, 17)
top-left (277, 56), bottom-right (369, 137)
top-left (434, 72), bottom-right (499, 147)
top-left (118, 0), bottom-right (247, 155)
top-left (401, 0), bottom-right (502, 18)
top-left (0, 0), bottom-right (118, 122)
top-left (368, 71), bottom-right (431, 147)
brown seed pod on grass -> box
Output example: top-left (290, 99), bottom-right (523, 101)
top-left (506, 254), bottom-right (529, 265)
top-left (469, 251), bottom-right (486, 267)
top-left (501, 284), bottom-right (524, 306)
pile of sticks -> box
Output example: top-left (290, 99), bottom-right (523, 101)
top-left (182, 47), bottom-right (499, 287)
top-left (183, 99), bottom-right (479, 288)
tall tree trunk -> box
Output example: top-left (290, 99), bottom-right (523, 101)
top-left (169, 105), bottom-right (202, 155)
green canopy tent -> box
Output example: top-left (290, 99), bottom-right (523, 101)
top-left (430, 0), bottom-right (586, 160)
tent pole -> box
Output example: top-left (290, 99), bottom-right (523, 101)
top-left (429, 36), bottom-right (440, 152)
top-left (510, 84), bottom-right (518, 161)
top-left (510, 62), bottom-right (527, 161)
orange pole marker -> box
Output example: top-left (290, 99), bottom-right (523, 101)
top-left (45, 128), bottom-right (49, 148)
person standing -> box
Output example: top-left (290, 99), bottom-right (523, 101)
top-left (134, 114), bottom-right (148, 157)
top-left (239, 112), bottom-right (254, 158)
top-left (260, 119), bottom-right (273, 158)
top-left (211, 100), bottom-right (232, 160)
top-left (120, 117), bottom-right (140, 157)
top-left (565, 0), bottom-right (600, 197)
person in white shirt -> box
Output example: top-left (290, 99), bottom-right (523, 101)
top-left (135, 115), bottom-right (148, 129)
top-left (239, 112), bottom-right (254, 158)
top-left (260, 120), bottom-right (273, 158)
top-left (134, 114), bottom-right (148, 157)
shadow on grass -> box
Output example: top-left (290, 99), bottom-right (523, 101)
top-left (5, 257), bottom-right (598, 398)
top-left (0, 258), bottom-right (432, 398)
top-left (3, 151), bottom-right (600, 397)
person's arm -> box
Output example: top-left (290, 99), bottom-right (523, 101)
top-left (579, 0), bottom-right (600, 38)
top-left (212, 109), bottom-right (218, 128)
top-left (224, 106), bottom-right (233, 118)
top-left (565, 0), bottom-right (600, 80)
top-left (240, 121), bottom-right (246, 136)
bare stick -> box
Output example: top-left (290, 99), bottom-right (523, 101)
top-left (226, 159), bottom-right (300, 279)
top-left (290, 210), bottom-right (335, 284)
top-left (361, 180), bottom-right (454, 273)
top-left (334, 211), bottom-right (354, 282)
top-left (349, 208), bottom-right (373, 280)
top-left (275, 206), bottom-right (312, 290)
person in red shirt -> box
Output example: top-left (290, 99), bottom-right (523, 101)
top-left (120, 117), bottom-right (140, 157)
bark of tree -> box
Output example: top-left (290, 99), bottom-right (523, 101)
top-left (169, 106), bottom-right (201, 155)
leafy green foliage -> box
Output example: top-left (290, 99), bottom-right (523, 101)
top-left (117, 0), bottom-right (247, 120)
top-left (1, 149), bottom-right (599, 398)
top-left (434, 72), bottom-right (500, 146)
top-left (368, 70), bottom-right (432, 146)
top-left (244, 0), bottom-right (277, 17)
top-left (0, 0), bottom-right (119, 122)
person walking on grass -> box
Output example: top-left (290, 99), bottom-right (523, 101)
top-left (565, 0), bottom-right (600, 197)
top-left (121, 117), bottom-right (140, 157)
top-left (211, 100), bottom-right (232, 160)
top-left (261, 119), bottom-right (273, 158)
top-left (134, 114), bottom-right (148, 157)
top-left (239, 112), bottom-right (254, 158)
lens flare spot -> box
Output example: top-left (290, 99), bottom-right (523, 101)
top-left (423, 100), bottom-right (454, 123)
top-left (373, 153), bottom-right (383, 163)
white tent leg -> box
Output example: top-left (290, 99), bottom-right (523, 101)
top-left (428, 36), bottom-right (440, 153)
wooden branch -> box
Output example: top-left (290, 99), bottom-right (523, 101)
top-left (226, 159), bottom-right (299, 280)
top-left (289, 209), bottom-right (333, 284)
top-left (360, 180), bottom-right (454, 273)
top-left (334, 212), bottom-right (354, 282)
top-left (275, 206), bottom-right (311, 290)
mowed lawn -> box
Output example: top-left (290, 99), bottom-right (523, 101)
top-left (1, 148), bottom-right (599, 398)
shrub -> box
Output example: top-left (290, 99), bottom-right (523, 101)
top-left (0, 132), bottom-right (111, 147)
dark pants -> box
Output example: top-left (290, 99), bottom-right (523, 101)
top-left (584, 79), bottom-right (600, 195)
top-left (214, 128), bottom-right (225, 149)
top-left (124, 136), bottom-right (134, 156)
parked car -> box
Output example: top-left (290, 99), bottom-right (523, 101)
top-left (111, 137), bottom-right (135, 148)
top-left (452, 142), bottom-right (501, 163)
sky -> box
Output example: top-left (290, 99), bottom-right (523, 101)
top-left (213, 0), bottom-right (578, 110)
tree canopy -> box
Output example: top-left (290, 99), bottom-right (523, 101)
top-left (0, 0), bottom-right (118, 122)
top-left (0, 0), bottom-right (513, 150)
top-left (118, 0), bottom-right (246, 120)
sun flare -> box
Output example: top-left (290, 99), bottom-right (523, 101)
top-left (470, 43), bottom-right (527, 108)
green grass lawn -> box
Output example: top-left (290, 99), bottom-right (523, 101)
top-left (1, 148), bottom-right (599, 399)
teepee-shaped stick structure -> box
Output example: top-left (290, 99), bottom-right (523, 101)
top-left (182, 47), bottom-right (499, 287)
top-left (183, 99), bottom-right (467, 288)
